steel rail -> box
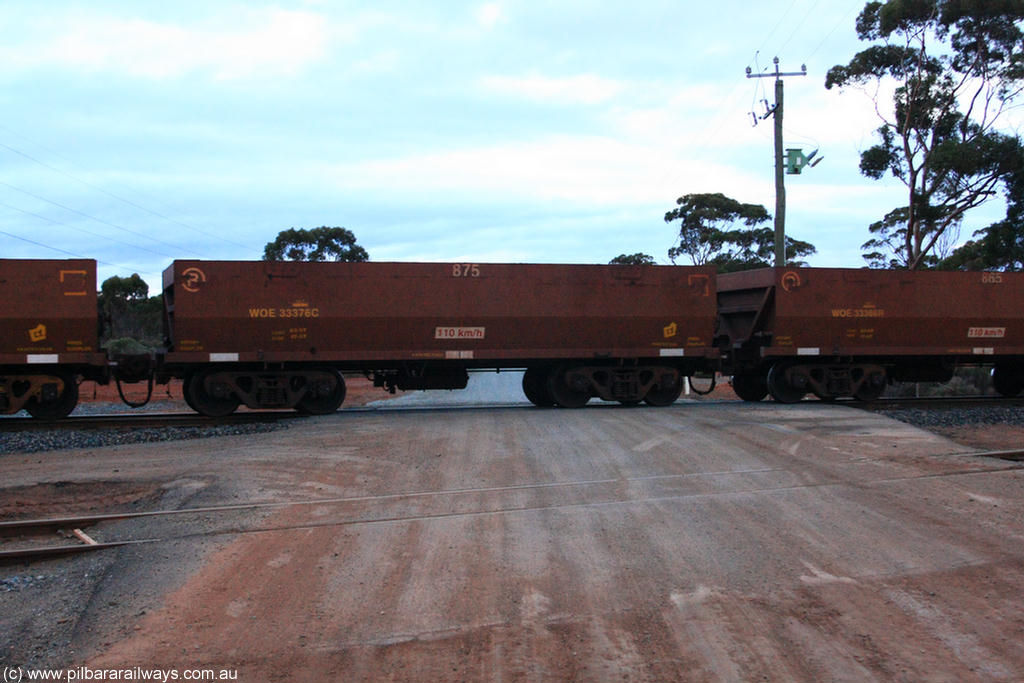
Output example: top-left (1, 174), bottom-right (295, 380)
top-left (0, 539), bottom-right (153, 564)
top-left (0, 411), bottom-right (301, 432)
top-left (855, 396), bottom-right (1024, 411)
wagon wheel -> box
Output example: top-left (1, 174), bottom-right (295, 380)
top-left (24, 372), bottom-right (79, 419)
top-left (522, 367), bottom-right (555, 407)
top-left (731, 373), bottom-right (768, 402)
top-left (853, 369), bottom-right (887, 402)
top-left (186, 368), bottom-right (240, 417)
top-left (547, 365), bottom-right (591, 408)
top-left (766, 364), bottom-right (805, 404)
top-left (182, 374), bottom-right (199, 413)
top-left (297, 369), bottom-right (346, 415)
top-left (992, 364), bottom-right (1024, 398)
top-left (644, 375), bottom-right (684, 407)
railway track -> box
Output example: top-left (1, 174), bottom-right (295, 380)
top-left (856, 395), bottom-right (1024, 411)
top-left (0, 411), bottom-right (302, 432)
top-left (2, 395), bottom-right (1020, 431)
top-left (4, 446), bottom-right (1023, 566)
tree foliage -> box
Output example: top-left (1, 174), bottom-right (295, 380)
top-left (609, 253), bottom-right (656, 265)
top-left (98, 275), bottom-right (163, 347)
top-left (101, 273), bottom-right (148, 301)
top-left (825, 0), bottom-right (1024, 269)
top-left (263, 227), bottom-right (369, 262)
top-left (664, 193), bottom-right (815, 272)
top-left (942, 152), bottom-right (1024, 270)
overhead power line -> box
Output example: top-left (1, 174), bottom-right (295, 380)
top-left (756, 0), bottom-right (802, 56)
top-left (0, 180), bottom-right (181, 257)
top-left (0, 198), bottom-right (153, 271)
top-left (0, 136), bottom-right (250, 251)
top-left (775, 0), bottom-right (825, 56)
top-left (0, 225), bottom-right (134, 270)
top-left (806, 1), bottom-right (864, 61)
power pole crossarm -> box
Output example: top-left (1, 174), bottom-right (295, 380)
top-left (746, 57), bottom-right (806, 267)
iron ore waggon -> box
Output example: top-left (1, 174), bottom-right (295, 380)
top-left (717, 267), bottom-right (1024, 402)
top-left (160, 260), bottom-right (719, 416)
top-left (7, 258), bottom-right (1023, 419)
top-left (0, 259), bottom-right (107, 417)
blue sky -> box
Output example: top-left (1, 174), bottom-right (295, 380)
top-left (0, 1), bottom-right (1016, 291)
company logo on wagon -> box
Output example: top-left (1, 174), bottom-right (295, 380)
top-left (181, 267), bottom-right (207, 293)
top-left (28, 324), bottom-right (47, 342)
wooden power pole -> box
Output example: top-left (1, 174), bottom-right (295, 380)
top-left (746, 58), bottom-right (806, 267)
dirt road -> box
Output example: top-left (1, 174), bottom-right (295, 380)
top-left (3, 400), bottom-right (1024, 681)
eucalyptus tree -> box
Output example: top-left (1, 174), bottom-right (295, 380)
top-left (263, 227), bottom-right (369, 262)
top-left (825, 0), bottom-right (1024, 269)
top-left (665, 192), bottom-right (815, 272)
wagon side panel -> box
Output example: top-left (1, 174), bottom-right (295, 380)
top-left (0, 259), bottom-right (102, 366)
top-left (768, 269), bottom-right (1024, 359)
top-left (163, 261), bottom-right (718, 365)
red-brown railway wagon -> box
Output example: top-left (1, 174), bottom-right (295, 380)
top-left (717, 267), bottom-right (1024, 402)
top-left (161, 260), bottom-right (718, 415)
top-left (0, 259), bottom-right (106, 417)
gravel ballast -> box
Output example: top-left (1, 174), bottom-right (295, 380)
top-left (0, 422), bottom-right (289, 455)
top-left (0, 401), bottom-right (290, 455)
top-left (879, 405), bottom-right (1024, 430)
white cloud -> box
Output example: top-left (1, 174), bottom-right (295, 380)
top-left (330, 134), bottom-right (765, 207)
top-left (13, 9), bottom-right (334, 80)
top-left (475, 3), bottom-right (505, 31)
top-left (480, 73), bottom-right (625, 105)
top-left (348, 50), bottom-right (402, 78)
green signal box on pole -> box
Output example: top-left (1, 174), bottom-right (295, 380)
top-left (785, 148), bottom-right (821, 175)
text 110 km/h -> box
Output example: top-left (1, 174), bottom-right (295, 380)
top-left (435, 326), bottom-right (486, 340)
